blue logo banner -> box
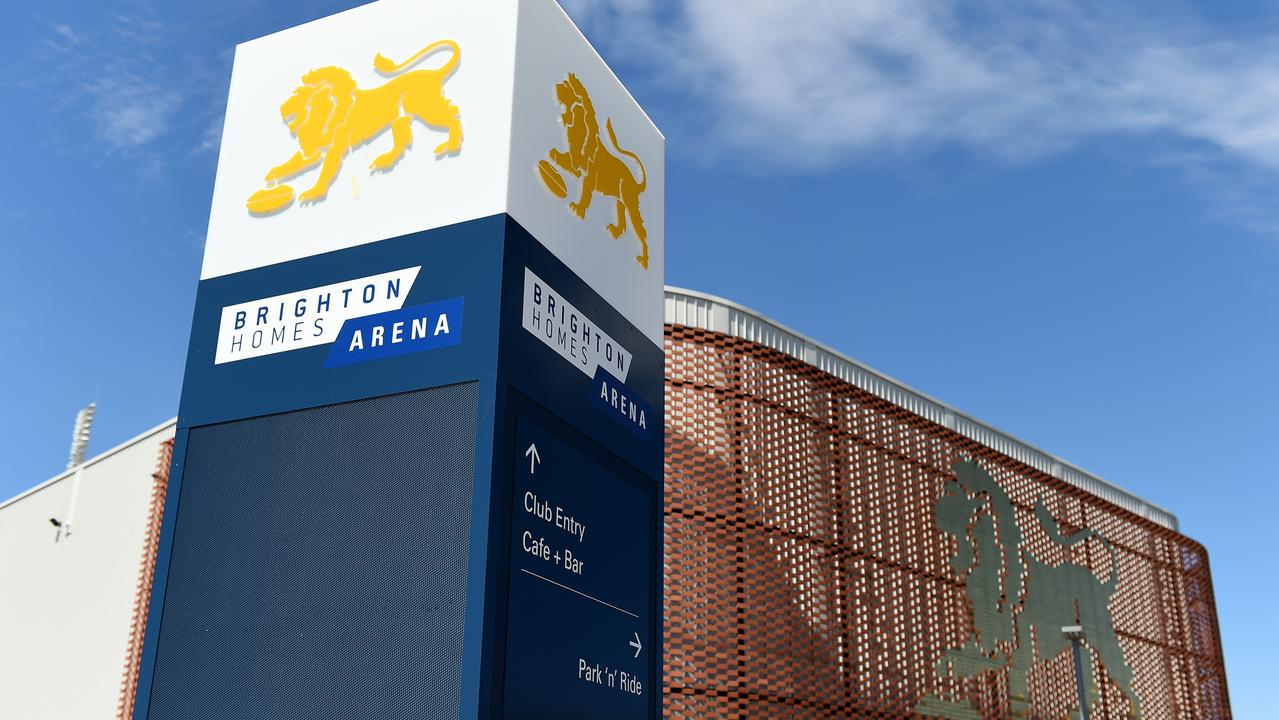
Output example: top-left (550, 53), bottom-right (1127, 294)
top-left (591, 367), bottom-right (652, 441)
top-left (324, 297), bottom-right (463, 368)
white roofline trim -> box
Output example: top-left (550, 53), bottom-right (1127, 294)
top-left (665, 287), bottom-right (1179, 531)
top-left (1, 418), bottom-right (178, 510)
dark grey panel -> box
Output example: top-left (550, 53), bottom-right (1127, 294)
top-left (148, 383), bottom-right (478, 720)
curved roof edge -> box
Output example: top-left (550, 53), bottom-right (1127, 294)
top-left (664, 287), bottom-right (1179, 532)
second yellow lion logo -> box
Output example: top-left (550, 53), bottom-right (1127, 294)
top-left (538, 73), bottom-right (650, 271)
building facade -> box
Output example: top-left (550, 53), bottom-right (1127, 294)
top-left (662, 288), bottom-right (1229, 719)
top-left (0, 288), bottom-right (1229, 719)
top-left (0, 421), bottom-right (174, 720)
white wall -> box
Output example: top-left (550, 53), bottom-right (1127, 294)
top-left (0, 420), bottom-right (175, 720)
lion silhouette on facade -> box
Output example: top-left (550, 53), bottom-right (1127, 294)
top-left (916, 460), bottom-right (1142, 719)
top-left (245, 39), bottom-right (463, 215)
top-left (540, 73), bottom-right (649, 269)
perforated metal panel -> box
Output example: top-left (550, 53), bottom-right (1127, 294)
top-left (147, 383), bottom-right (479, 720)
top-left (664, 326), bottom-right (1230, 720)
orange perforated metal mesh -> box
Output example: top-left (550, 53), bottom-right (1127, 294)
top-left (118, 437), bottom-right (174, 720)
top-left (663, 325), bottom-right (1230, 719)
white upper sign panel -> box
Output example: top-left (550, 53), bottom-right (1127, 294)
top-left (204, 0), bottom-right (519, 281)
top-left (203, 0), bottom-right (663, 346)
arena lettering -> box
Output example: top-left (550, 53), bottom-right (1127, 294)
top-left (324, 297), bottom-right (464, 369)
top-left (592, 368), bottom-right (651, 439)
top-left (347, 313), bottom-right (451, 352)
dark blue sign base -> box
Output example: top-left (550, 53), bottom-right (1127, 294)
top-left (134, 215), bottom-right (662, 720)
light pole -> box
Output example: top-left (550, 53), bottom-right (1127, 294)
top-left (1062, 625), bottom-right (1090, 720)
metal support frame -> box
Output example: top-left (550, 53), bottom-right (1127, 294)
top-left (1063, 625), bottom-right (1090, 720)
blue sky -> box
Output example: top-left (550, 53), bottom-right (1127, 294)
top-left (2, 0), bottom-right (1276, 715)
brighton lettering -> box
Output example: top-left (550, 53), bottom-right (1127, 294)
top-left (521, 268), bottom-right (632, 382)
top-left (215, 267), bottom-right (421, 364)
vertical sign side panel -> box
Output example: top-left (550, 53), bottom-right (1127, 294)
top-left (498, 0), bottom-right (665, 715)
top-left (505, 0), bottom-right (665, 349)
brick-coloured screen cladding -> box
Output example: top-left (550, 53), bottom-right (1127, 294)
top-left (146, 383), bottom-right (478, 720)
top-left (663, 326), bottom-right (1229, 720)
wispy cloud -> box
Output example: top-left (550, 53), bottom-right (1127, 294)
top-left (86, 72), bottom-right (185, 150)
top-left (49, 24), bottom-right (82, 46)
top-left (184, 229), bottom-right (207, 253)
top-left (195, 115), bottom-right (224, 156)
top-left (564, 0), bottom-right (1279, 176)
top-left (26, 3), bottom-right (229, 172)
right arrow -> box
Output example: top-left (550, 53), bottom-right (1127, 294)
top-left (524, 443), bottom-right (541, 474)
top-left (629, 632), bottom-right (642, 658)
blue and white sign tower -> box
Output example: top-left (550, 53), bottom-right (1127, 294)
top-left (132, 2), bottom-right (664, 718)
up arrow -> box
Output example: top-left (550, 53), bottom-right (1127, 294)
top-left (629, 632), bottom-right (642, 658)
top-left (525, 443), bottom-right (541, 474)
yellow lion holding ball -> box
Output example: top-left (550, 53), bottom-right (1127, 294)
top-left (538, 73), bottom-right (650, 270)
top-left (246, 39), bottom-right (463, 215)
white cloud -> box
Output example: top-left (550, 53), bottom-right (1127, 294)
top-left (195, 115), bottom-right (223, 155)
top-left (88, 72), bottom-right (184, 149)
top-left (50, 24), bottom-right (82, 46)
top-left (36, 13), bottom-right (182, 155)
top-left (35, 7), bottom-right (227, 165)
top-left (184, 229), bottom-right (207, 252)
top-left (563, 0), bottom-right (1279, 174)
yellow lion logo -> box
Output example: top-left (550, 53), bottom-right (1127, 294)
top-left (537, 73), bottom-right (649, 270)
top-left (245, 39), bottom-right (463, 215)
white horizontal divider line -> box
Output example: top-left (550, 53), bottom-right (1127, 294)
top-left (520, 568), bottom-right (639, 619)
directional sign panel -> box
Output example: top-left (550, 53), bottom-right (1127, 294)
top-left (503, 415), bottom-right (656, 720)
